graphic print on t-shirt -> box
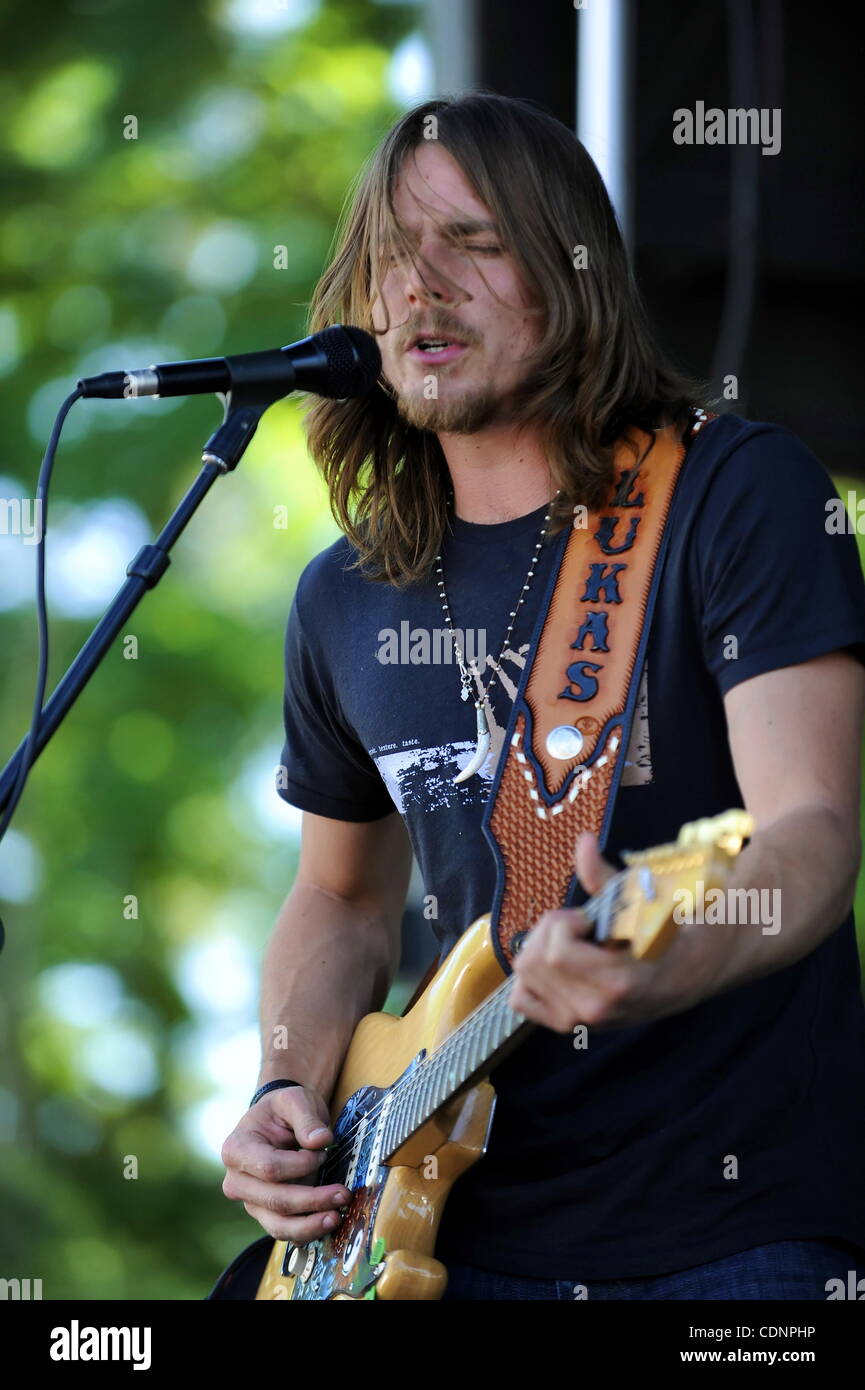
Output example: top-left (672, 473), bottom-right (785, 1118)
top-left (370, 644), bottom-right (653, 813)
top-left (621, 661), bottom-right (653, 787)
top-left (369, 641), bottom-right (530, 812)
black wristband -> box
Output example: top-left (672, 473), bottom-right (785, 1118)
top-left (249, 1079), bottom-right (305, 1108)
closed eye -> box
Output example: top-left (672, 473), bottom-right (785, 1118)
top-left (382, 242), bottom-right (503, 270)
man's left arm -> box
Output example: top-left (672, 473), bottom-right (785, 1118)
top-left (707, 648), bottom-right (864, 985)
top-left (510, 650), bottom-right (865, 1031)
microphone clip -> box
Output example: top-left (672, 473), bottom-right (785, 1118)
top-left (201, 349), bottom-right (295, 472)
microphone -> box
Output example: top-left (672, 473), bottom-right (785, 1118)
top-left (77, 324), bottom-right (381, 402)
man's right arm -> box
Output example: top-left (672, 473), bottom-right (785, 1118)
top-left (259, 808), bottom-right (413, 1096)
top-left (220, 807), bottom-right (413, 1243)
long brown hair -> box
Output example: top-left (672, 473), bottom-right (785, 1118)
top-left (304, 92), bottom-right (708, 586)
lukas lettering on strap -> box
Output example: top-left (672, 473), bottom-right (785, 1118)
top-left (482, 417), bottom-right (709, 970)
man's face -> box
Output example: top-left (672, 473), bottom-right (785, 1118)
top-left (369, 141), bottom-right (544, 433)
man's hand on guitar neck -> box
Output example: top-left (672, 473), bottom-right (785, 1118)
top-left (507, 829), bottom-right (738, 1032)
top-left (509, 652), bottom-right (865, 1034)
top-left (221, 1085), bottom-right (351, 1243)
top-left (507, 829), bottom-right (672, 1033)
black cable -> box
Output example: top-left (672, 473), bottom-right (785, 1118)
top-left (0, 386), bottom-right (82, 950)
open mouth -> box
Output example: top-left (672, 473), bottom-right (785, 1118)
top-left (405, 335), bottom-right (470, 364)
top-left (409, 337), bottom-right (466, 353)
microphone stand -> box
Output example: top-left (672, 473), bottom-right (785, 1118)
top-left (0, 355), bottom-right (293, 940)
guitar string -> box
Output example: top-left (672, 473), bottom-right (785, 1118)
top-left (318, 874), bottom-right (620, 1176)
top-left (319, 975), bottom-right (518, 1177)
top-left (319, 873), bottom-right (622, 1172)
top-left (316, 874), bottom-right (623, 1174)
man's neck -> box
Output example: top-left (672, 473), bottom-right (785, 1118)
top-left (438, 422), bottom-right (556, 524)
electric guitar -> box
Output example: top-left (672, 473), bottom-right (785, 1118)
top-left (224, 810), bottom-right (753, 1300)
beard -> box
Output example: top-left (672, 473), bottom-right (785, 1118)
top-left (389, 377), bottom-right (514, 434)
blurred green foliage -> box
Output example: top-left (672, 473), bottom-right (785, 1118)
top-left (0, 0), bottom-right (422, 1299)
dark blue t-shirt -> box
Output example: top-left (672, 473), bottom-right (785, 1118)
top-left (277, 414), bottom-right (865, 1278)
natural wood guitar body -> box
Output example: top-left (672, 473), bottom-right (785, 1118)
top-left (256, 913), bottom-right (503, 1301)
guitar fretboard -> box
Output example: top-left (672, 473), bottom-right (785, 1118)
top-left (380, 874), bottom-right (622, 1160)
top-left (380, 975), bottom-right (525, 1159)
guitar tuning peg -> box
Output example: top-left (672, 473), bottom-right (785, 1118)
top-left (677, 810), bottom-right (754, 853)
top-left (677, 818), bottom-right (707, 848)
top-left (622, 810), bottom-right (754, 869)
top-left (715, 810), bottom-right (754, 854)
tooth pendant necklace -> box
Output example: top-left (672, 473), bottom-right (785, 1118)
top-left (435, 492), bottom-right (560, 784)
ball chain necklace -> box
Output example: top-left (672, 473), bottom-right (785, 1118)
top-left (435, 489), bottom-right (561, 784)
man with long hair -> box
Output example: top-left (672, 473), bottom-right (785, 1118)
top-left (220, 94), bottom-right (865, 1300)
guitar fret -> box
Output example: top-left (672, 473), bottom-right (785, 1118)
top-left (412, 1073), bottom-right (427, 1133)
top-left (384, 981), bottom-right (529, 1162)
top-left (399, 1092), bottom-right (412, 1146)
top-left (445, 1037), bottom-right (461, 1091)
top-left (393, 1082), bottom-right (411, 1149)
top-left (455, 1017), bottom-right (472, 1088)
top-left (383, 990), bottom-right (521, 1161)
top-left (449, 1035), bottom-right (462, 1088)
top-left (422, 1062), bottom-right (439, 1123)
top-left (493, 1010), bottom-right (506, 1050)
top-left (424, 1064), bottom-right (439, 1120)
top-left (434, 1056), bottom-right (451, 1111)
top-left (492, 1006), bottom-right (506, 1054)
top-left (463, 1017), bottom-right (482, 1083)
top-left (474, 1007), bottom-right (491, 1060)
top-left (432, 1052), bottom-right (450, 1110)
top-left (401, 1073), bottom-right (417, 1137)
top-left (483, 1006), bottom-right (498, 1057)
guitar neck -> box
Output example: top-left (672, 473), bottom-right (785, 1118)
top-left (379, 808), bottom-right (755, 1162)
top-left (380, 875), bottom-right (622, 1161)
top-left (380, 975), bottom-right (532, 1161)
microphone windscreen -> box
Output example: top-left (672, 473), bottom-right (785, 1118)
top-left (317, 324), bottom-right (381, 398)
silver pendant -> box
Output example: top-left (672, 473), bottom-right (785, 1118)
top-left (453, 701), bottom-right (491, 783)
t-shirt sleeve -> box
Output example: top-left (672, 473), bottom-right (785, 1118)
top-left (277, 573), bottom-right (395, 822)
top-left (695, 425), bottom-right (865, 697)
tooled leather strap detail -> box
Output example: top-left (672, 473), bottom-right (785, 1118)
top-left (482, 419), bottom-right (703, 970)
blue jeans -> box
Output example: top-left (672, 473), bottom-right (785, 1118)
top-left (441, 1239), bottom-right (857, 1300)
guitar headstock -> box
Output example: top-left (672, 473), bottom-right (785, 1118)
top-left (601, 809), bottom-right (754, 961)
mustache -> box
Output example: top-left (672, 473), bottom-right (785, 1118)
top-left (398, 317), bottom-right (480, 349)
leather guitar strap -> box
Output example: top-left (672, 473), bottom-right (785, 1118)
top-left (483, 416), bottom-right (711, 971)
